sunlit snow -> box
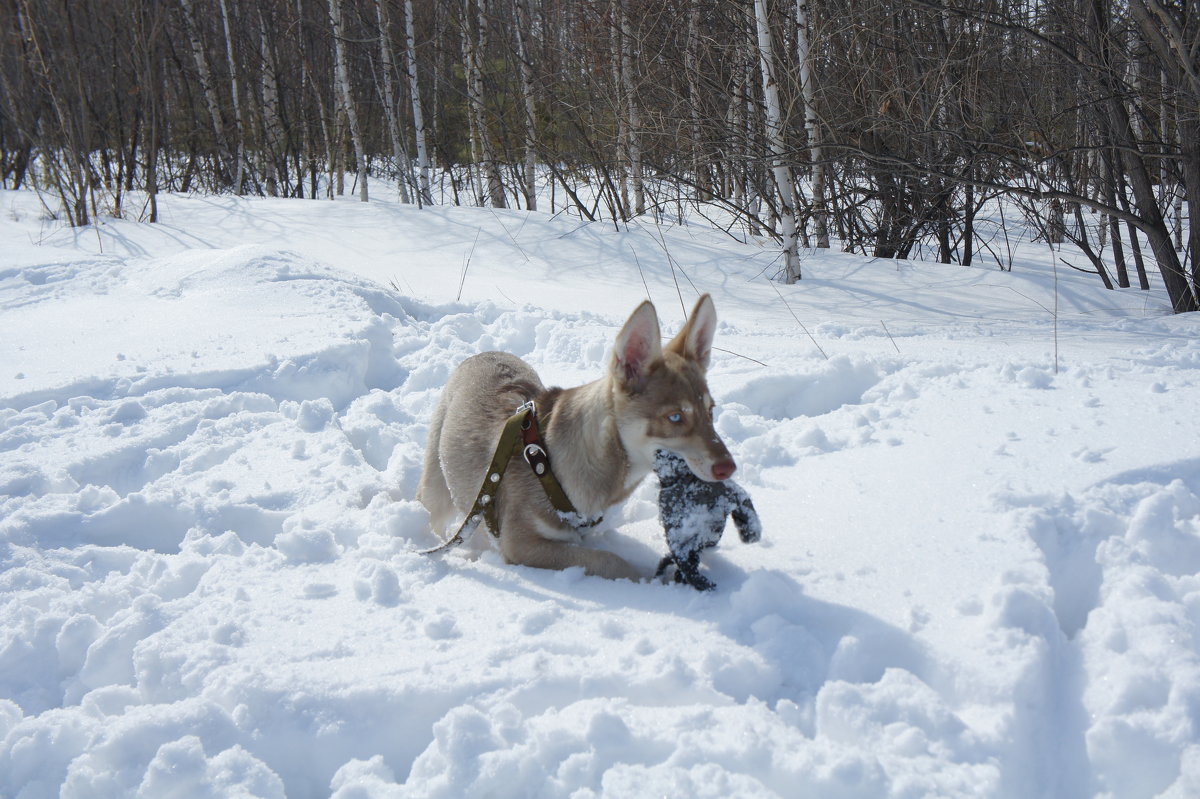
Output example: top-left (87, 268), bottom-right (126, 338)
top-left (2, 188), bottom-right (1198, 797)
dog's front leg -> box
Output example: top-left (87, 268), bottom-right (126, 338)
top-left (500, 520), bottom-right (643, 581)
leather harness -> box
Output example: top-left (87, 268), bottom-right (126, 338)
top-left (418, 401), bottom-right (601, 555)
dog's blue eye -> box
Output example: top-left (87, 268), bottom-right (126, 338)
top-left (667, 412), bottom-right (683, 423)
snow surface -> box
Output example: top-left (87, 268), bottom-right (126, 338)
top-left (2, 187), bottom-right (1199, 798)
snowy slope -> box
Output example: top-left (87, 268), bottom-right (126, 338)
top-left (2, 188), bottom-right (1199, 798)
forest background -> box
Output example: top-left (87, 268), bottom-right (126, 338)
top-left (1, 0), bottom-right (1196, 311)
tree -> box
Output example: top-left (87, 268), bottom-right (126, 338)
top-left (754, 0), bottom-right (802, 282)
top-left (2, 0), bottom-right (1194, 312)
top-left (462, 0), bottom-right (505, 207)
top-left (513, 0), bottom-right (540, 210)
top-left (795, 0), bottom-right (829, 248)
top-left (329, 0), bottom-right (368, 202)
top-left (403, 0), bottom-right (434, 204)
top-left (375, 0), bottom-right (412, 204)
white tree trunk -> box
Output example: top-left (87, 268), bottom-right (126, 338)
top-left (403, 0), bottom-right (433, 205)
top-left (333, 110), bottom-right (345, 198)
top-left (178, 0), bottom-right (231, 186)
top-left (461, 1), bottom-right (486, 204)
top-left (376, 0), bottom-right (412, 203)
top-left (795, 0), bottom-right (828, 248)
top-left (329, 0), bottom-right (368, 202)
top-left (514, 0), bottom-right (539, 210)
top-left (217, 0), bottom-right (245, 194)
top-left (619, 0), bottom-right (644, 217)
top-left (754, 0), bottom-right (802, 282)
top-left (462, 0), bottom-right (505, 207)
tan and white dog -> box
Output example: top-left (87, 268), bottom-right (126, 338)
top-left (417, 294), bottom-right (735, 580)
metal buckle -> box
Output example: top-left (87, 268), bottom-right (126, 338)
top-left (516, 400), bottom-right (537, 430)
top-left (523, 443), bottom-right (549, 475)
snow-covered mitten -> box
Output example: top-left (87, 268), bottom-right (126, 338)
top-left (727, 480), bottom-right (762, 544)
top-left (653, 449), bottom-right (761, 591)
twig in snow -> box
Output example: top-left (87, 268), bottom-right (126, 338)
top-left (998, 201), bottom-right (1014, 271)
top-left (881, 320), bottom-right (901, 354)
top-left (1032, 231), bottom-right (1061, 375)
top-left (495, 284), bottom-right (517, 306)
top-left (489, 208), bottom-right (529, 262)
top-left (389, 276), bottom-right (416, 297)
top-left (771, 281), bottom-right (828, 360)
top-left (669, 258), bottom-right (686, 318)
top-left (1052, 256), bottom-right (1060, 374)
top-left (558, 221), bottom-right (591, 239)
top-left (456, 227), bottom-right (481, 302)
top-left (646, 222), bottom-right (692, 318)
top-left (713, 345), bottom-right (769, 368)
top-left (631, 247), bottom-right (652, 303)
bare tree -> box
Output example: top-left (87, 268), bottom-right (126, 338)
top-left (2, 0), bottom-right (1195, 312)
top-left (178, 0), bottom-right (232, 188)
top-left (513, 0), bottom-right (539, 210)
top-left (403, 0), bottom-right (434, 205)
top-left (795, 0), bottom-right (828, 248)
top-left (329, 0), bottom-right (367, 202)
top-left (217, 0), bottom-right (245, 193)
top-left (754, 0), bottom-right (802, 282)
top-left (462, 0), bottom-right (505, 207)
top-left (376, 0), bottom-right (412, 204)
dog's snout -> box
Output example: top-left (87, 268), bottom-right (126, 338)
top-left (712, 458), bottom-right (736, 481)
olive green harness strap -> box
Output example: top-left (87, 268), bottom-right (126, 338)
top-left (417, 401), bottom-right (601, 555)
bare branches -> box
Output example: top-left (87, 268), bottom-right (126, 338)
top-left (1, 0), bottom-right (1195, 310)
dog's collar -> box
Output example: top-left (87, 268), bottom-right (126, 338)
top-left (418, 401), bottom-right (601, 555)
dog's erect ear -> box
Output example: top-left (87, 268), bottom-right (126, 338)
top-left (612, 300), bottom-right (662, 390)
top-left (666, 293), bottom-right (717, 371)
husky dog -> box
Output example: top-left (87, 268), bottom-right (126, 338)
top-left (417, 295), bottom-right (735, 580)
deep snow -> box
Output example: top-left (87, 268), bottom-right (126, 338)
top-left (2, 187), bottom-right (1199, 798)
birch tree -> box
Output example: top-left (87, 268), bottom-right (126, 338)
top-left (178, 0), bottom-right (231, 187)
top-left (513, 0), bottom-right (539, 210)
top-left (2, 0), bottom-right (1196, 312)
top-left (329, 0), bottom-right (368, 202)
top-left (753, 0), bottom-right (802, 282)
top-left (795, 0), bottom-right (828, 248)
top-left (403, 0), bottom-right (433, 205)
top-left (217, 0), bottom-right (245, 194)
top-left (462, 0), bottom-right (506, 207)
top-left (376, 0), bottom-right (412, 204)
top-left (618, 0), bottom-right (644, 217)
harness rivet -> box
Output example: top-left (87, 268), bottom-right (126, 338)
top-left (490, 473), bottom-right (500, 482)
top-left (536, 464), bottom-right (546, 475)
top-left (480, 494), bottom-right (490, 505)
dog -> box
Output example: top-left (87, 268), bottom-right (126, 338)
top-left (416, 294), bottom-right (735, 580)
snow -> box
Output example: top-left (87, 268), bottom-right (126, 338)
top-left (2, 187), bottom-right (1198, 798)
